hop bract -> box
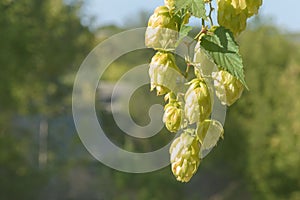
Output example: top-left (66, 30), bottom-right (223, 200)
top-left (184, 78), bottom-right (212, 124)
top-left (149, 52), bottom-right (184, 95)
top-left (145, 6), bottom-right (179, 50)
top-left (246, 0), bottom-right (262, 17)
top-left (164, 0), bottom-right (175, 10)
top-left (170, 131), bottom-right (200, 182)
top-left (231, 0), bottom-right (262, 16)
top-left (163, 100), bottom-right (182, 133)
top-left (212, 70), bottom-right (244, 106)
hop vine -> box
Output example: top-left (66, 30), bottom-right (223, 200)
top-left (145, 0), bottom-right (263, 182)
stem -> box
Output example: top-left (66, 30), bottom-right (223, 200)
top-left (194, 26), bottom-right (207, 41)
top-left (201, 18), bottom-right (206, 28)
top-left (208, 2), bottom-right (214, 26)
top-left (185, 63), bottom-right (191, 78)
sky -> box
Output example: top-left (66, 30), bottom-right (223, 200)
top-left (82, 0), bottom-right (300, 32)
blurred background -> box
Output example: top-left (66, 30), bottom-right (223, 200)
top-left (0, 0), bottom-right (300, 199)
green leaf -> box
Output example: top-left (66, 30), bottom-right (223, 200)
top-left (175, 25), bottom-right (193, 47)
top-left (174, 0), bottom-right (206, 19)
top-left (200, 26), bottom-right (248, 88)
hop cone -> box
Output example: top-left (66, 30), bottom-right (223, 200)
top-left (170, 131), bottom-right (200, 182)
top-left (218, 0), bottom-right (263, 35)
top-left (149, 52), bottom-right (185, 95)
top-left (145, 6), bottom-right (179, 50)
top-left (212, 70), bottom-right (244, 106)
top-left (217, 0), bottom-right (248, 35)
top-left (163, 98), bottom-right (182, 133)
top-left (184, 78), bottom-right (212, 124)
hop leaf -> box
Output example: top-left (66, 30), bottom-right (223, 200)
top-left (174, 0), bottom-right (206, 19)
top-left (170, 130), bottom-right (200, 182)
top-left (212, 70), bottom-right (244, 106)
top-left (149, 52), bottom-right (186, 95)
top-left (199, 26), bottom-right (247, 88)
top-left (184, 78), bottom-right (213, 124)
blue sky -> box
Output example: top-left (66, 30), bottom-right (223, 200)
top-left (82, 0), bottom-right (300, 32)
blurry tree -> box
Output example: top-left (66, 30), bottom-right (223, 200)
top-left (211, 25), bottom-right (300, 199)
top-left (0, 0), bottom-right (94, 199)
top-left (0, 0), bottom-right (93, 116)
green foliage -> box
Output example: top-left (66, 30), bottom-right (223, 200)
top-left (200, 26), bottom-right (247, 87)
top-left (174, 0), bottom-right (206, 19)
top-left (225, 26), bottom-right (300, 199)
top-left (0, 0), bottom-right (94, 116)
top-left (176, 25), bottom-right (193, 46)
top-left (0, 0), bottom-right (94, 198)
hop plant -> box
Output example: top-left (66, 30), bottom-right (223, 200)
top-left (145, 6), bottom-right (180, 50)
top-left (185, 78), bottom-right (212, 124)
top-left (145, 0), bottom-right (263, 183)
top-left (170, 131), bottom-right (200, 182)
top-left (163, 94), bottom-right (183, 132)
top-left (149, 52), bottom-right (185, 95)
top-left (212, 70), bottom-right (244, 106)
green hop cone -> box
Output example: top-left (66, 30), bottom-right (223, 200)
top-left (212, 70), bottom-right (244, 106)
top-left (170, 131), bottom-right (200, 182)
top-left (218, 0), bottom-right (263, 35)
top-left (145, 6), bottom-right (179, 50)
top-left (184, 78), bottom-right (212, 124)
top-left (163, 98), bottom-right (182, 133)
top-left (149, 52), bottom-right (185, 95)
top-left (217, 0), bottom-right (248, 36)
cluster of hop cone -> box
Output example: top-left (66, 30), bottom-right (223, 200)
top-left (145, 0), bottom-right (261, 182)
